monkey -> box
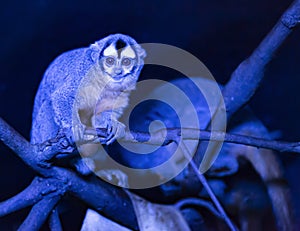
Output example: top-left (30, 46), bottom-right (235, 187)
top-left (30, 34), bottom-right (146, 173)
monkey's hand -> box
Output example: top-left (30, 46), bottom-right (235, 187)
top-left (93, 111), bottom-right (126, 145)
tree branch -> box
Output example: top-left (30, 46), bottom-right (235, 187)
top-left (119, 128), bottom-right (300, 154)
top-left (67, 171), bottom-right (139, 230)
top-left (0, 118), bottom-right (44, 172)
top-left (48, 207), bottom-right (63, 231)
top-left (175, 198), bottom-right (222, 218)
top-left (18, 195), bottom-right (61, 231)
top-left (180, 142), bottom-right (238, 231)
top-left (1, 113), bottom-right (299, 230)
top-left (1, 3), bottom-right (300, 228)
top-left (0, 117), bottom-right (139, 230)
top-left (0, 178), bottom-right (42, 217)
top-left (222, 0), bottom-right (300, 119)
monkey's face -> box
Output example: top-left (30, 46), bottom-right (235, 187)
top-left (100, 40), bottom-right (137, 82)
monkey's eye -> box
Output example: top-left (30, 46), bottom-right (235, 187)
top-left (121, 58), bottom-right (132, 66)
top-left (105, 57), bottom-right (115, 66)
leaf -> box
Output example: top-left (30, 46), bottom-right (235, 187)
top-left (127, 192), bottom-right (191, 231)
top-left (81, 209), bottom-right (132, 231)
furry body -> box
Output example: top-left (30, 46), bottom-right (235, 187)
top-left (31, 34), bottom-right (146, 154)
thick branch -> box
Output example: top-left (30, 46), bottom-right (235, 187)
top-left (1, 114), bottom-right (299, 230)
top-left (222, 0), bottom-right (300, 118)
top-left (0, 118), bottom-right (51, 175)
top-left (0, 117), bottom-right (139, 230)
top-left (67, 172), bottom-right (139, 230)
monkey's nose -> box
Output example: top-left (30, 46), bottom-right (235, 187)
top-left (114, 69), bottom-right (122, 75)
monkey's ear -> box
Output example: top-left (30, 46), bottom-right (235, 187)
top-left (89, 43), bottom-right (100, 63)
top-left (135, 45), bottom-right (146, 60)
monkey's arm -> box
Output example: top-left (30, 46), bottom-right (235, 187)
top-left (90, 90), bottom-right (131, 145)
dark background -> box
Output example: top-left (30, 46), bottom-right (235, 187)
top-left (0, 0), bottom-right (299, 230)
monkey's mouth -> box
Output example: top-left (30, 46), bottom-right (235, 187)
top-left (111, 75), bottom-right (125, 82)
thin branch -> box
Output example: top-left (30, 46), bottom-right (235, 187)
top-left (221, 131), bottom-right (300, 153)
top-left (222, 0), bottom-right (300, 119)
top-left (0, 176), bottom-right (67, 218)
top-left (48, 207), bottom-right (63, 231)
top-left (180, 142), bottom-right (238, 231)
top-left (0, 178), bottom-right (43, 217)
top-left (18, 195), bottom-right (61, 231)
top-left (119, 128), bottom-right (300, 154)
top-left (175, 198), bottom-right (222, 218)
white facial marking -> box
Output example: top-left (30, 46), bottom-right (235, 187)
top-left (101, 41), bottom-right (137, 82)
top-left (103, 43), bottom-right (118, 57)
top-left (122, 46), bottom-right (136, 58)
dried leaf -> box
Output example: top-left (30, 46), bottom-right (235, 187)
top-left (81, 209), bottom-right (132, 231)
top-left (127, 192), bottom-right (191, 231)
